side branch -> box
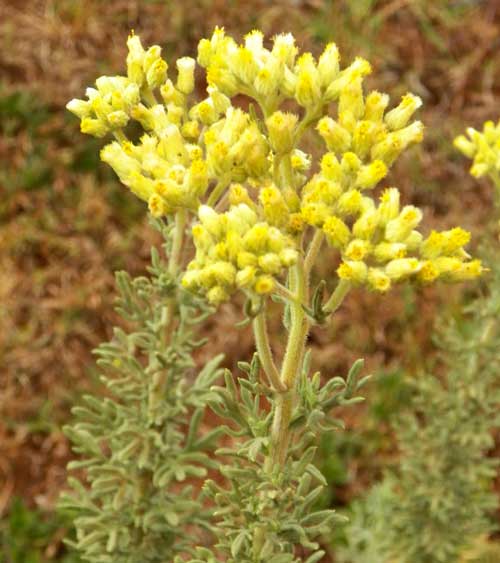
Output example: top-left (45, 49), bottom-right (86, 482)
top-left (253, 309), bottom-right (287, 393)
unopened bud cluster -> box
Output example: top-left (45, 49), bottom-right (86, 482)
top-left (182, 204), bottom-right (298, 303)
top-left (68, 28), bottom-right (482, 305)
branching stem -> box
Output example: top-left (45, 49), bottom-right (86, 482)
top-left (324, 279), bottom-right (351, 314)
top-left (207, 176), bottom-right (231, 207)
top-left (164, 210), bottom-right (187, 343)
top-left (253, 310), bottom-right (286, 393)
top-left (266, 257), bottom-right (309, 470)
top-left (304, 230), bottom-right (324, 276)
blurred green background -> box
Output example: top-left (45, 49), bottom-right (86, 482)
top-left (1, 0), bottom-right (499, 560)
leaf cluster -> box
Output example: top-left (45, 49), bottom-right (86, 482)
top-left (189, 354), bottom-right (369, 562)
top-left (59, 221), bottom-right (224, 562)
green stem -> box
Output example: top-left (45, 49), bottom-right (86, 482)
top-left (294, 106), bottom-right (323, 144)
top-left (207, 176), bottom-right (230, 207)
top-left (164, 210), bottom-right (187, 344)
top-left (323, 279), bottom-right (351, 314)
top-left (273, 281), bottom-right (299, 304)
top-left (253, 310), bottom-right (286, 392)
top-left (281, 153), bottom-right (295, 191)
top-left (113, 130), bottom-right (127, 143)
top-left (266, 258), bottom-right (309, 470)
top-left (169, 210), bottom-right (186, 276)
top-left (304, 230), bottom-right (324, 276)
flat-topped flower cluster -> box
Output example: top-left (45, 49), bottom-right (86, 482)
top-left (68, 28), bottom-right (482, 304)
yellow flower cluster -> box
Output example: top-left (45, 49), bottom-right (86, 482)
top-left (67, 28), bottom-right (483, 305)
top-left (203, 107), bottom-right (270, 182)
top-left (67, 34), bottom-right (208, 215)
top-left (326, 187), bottom-right (481, 292)
top-left (454, 120), bottom-right (500, 181)
top-left (182, 204), bottom-right (298, 303)
top-left (100, 134), bottom-right (208, 215)
top-left (196, 28), bottom-right (379, 114)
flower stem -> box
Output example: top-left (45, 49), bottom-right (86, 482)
top-left (207, 176), bottom-right (231, 207)
top-left (164, 210), bottom-right (187, 344)
top-left (253, 309), bottom-right (286, 393)
top-left (168, 209), bottom-right (186, 277)
top-left (304, 230), bottom-right (324, 276)
top-left (266, 258), bottom-right (309, 470)
top-left (323, 279), bottom-right (351, 315)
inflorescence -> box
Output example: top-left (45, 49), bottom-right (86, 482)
top-left (68, 28), bottom-right (483, 304)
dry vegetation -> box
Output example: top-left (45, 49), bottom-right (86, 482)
top-left (1, 0), bottom-right (499, 559)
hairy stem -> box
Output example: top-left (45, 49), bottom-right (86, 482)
top-left (164, 210), bottom-right (187, 344)
top-left (304, 230), bottom-right (324, 276)
top-left (253, 310), bottom-right (286, 392)
top-left (324, 279), bottom-right (351, 314)
top-left (266, 258), bottom-right (309, 470)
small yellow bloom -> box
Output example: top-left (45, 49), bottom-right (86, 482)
top-left (367, 268), bottom-right (391, 292)
top-left (344, 239), bottom-right (371, 261)
top-left (323, 216), bottom-right (351, 248)
top-left (254, 275), bottom-right (275, 294)
top-left (337, 260), bottom-right (368, 283)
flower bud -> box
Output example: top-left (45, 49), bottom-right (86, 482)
top-left (337, 190), bottom-right (363, 216)
top-left (258, 253), bottom-right (282, 274)
top-left (176, 57), bottom-right (196, 94)
top-left (272, 33), bottom-right (298, 67)
top-left (384, 93), bottom-right (422, 131)
top-left (352, 208), bottom-right (379, 240)
top-left (385, 206), bottom-right (423, 242)
top-left (266, 111), bottom-right (298, 154)
top-left (160, 80), bottom-right (185, 107)
top-left (352, 120), bottom-right (379, 159)
top-left (320, 153), bottom-right (342, 181)
top-left (323, 216), bottom-right (351, 248)
top-left (325, 57), bottom-right (371, 102)
top-left (317, 117), bottom-right (351, 154)
top-left (373, 242), bottom-right (406, 262)
top-left (236, 266), bottom-right (257, 288)
top-left (367, 268), bottom-right (391, 292)
top-left (295, 54), bottom-right (321, 107)
top-left (81, 117), bottom-right (108, 138)
top-left (279, 248), bottom-right (298, 267)
top-left (66, 98), bottom-right (91, 118)
top-left (364, 91), bottom-right (389, 122)
top-left (254, 275), bottom-right (275, 295)
top-left (260, 184), bottom-right (290, 228)
top-left (355, 160), bottom-right (388, 190)
top-left (107, 110), bottom-right (129, 129)
top-left (318, 42), bottom-right (340, 88)
top-left (385, 258), bottom-right (421, 280)
top-left (344, 239), bottom-right (371, 261)
top-left (447, 259), bottom-right (483, 281)
top-left (148, 194), bottom-right (167, 217)
top-left (337, 260), bottom-right (368, 283)
top-left (231, 47), bottom-right (259, 84)
top-left (207, 286), bottom-right (229, 304)
top-left (417, 261), bottom-right (439, 283)
top-left (453, 135), bottom-right (476, 159)
top-left (339, 76), bottom-right (364, 121)
top-left (371, 133), bottom-right (403, 167)
top-left (126, 33), bottom-right (145, 85)
top-left (147, 58), bottom-right (168, 89)
top-left (377, 188), bottom-right (400, 224)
